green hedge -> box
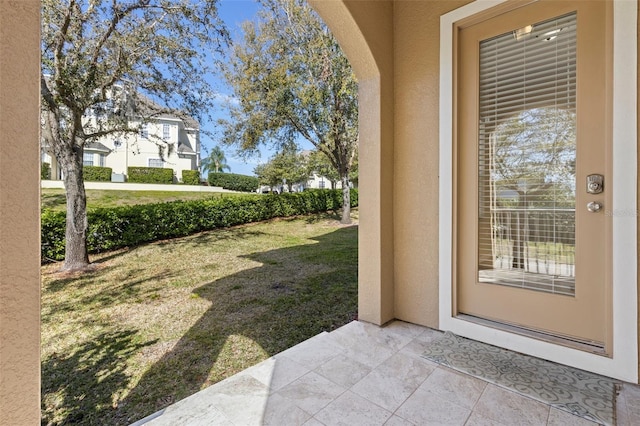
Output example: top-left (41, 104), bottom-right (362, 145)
top-left (128, 166), bottom-right (174, 184)
top-left (208, 172), bottom-right (259, 192)
top-left (41, 162), bottom-right (51, 180)
top-left (41, 189), bottom-right (358, 261)
top-left (182, 170), bottom-right (200, 185)
top-left (83, 166), bottom-right (112, 182)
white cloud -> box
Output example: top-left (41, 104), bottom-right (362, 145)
top-left (212, 92), bottom-right (240, 106)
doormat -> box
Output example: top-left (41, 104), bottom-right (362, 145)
top-left (421, 332), bottom-right (619, 425)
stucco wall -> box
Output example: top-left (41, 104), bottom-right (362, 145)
top-left (314, 0), bottom-right (475, 328)
top-left (393, 0), bottom-right (473, 328)
top-left (0, 0), bottom-right (41, 424)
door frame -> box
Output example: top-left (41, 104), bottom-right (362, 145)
top-left (439, 0), bottom-right (638, 382)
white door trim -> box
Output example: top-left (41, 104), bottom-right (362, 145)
top-left (438, 0), bottom-right (638, 382)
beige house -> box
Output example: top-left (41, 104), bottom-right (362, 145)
top-left (1, 0), bottom-right (639, 423)
top-left (42, 103), bottom-right (200, 182)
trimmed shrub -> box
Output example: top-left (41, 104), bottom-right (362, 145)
top-left (182, 170), bottom-right (200, 185)
top-left (41, 189), bottom-right (358, 261)
top-left (208, 172), bottom-right (259, 192)
top-left (83, 165), bottom-right (112, 182)
top-left (128, 166), bottom-right (174, 184)
top-left (41, 210), bottom-right (66, 261)
top-left (41, 162), bottom-right (51, 180)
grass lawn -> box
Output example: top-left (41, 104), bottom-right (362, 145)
top-left (41, 188), bottom-right (240, 212)
top-left (41, 211), bottom-right (358, 425)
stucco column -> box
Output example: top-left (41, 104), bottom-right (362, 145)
top-left (358, 75), bottom-right (395, 325)
top-left (0, 1), bottom-right (41, 423)
top-left (310, 0), bottom-right (396, 325)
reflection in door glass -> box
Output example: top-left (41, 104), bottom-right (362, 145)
top-left (477, 13), bottom-right (577, 296)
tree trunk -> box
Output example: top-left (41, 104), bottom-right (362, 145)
top-left (512, 196), bottom-right (526, 270)
top-left (60, 152), bottom-right (91, 272)
top-left (340, 173), bottom-right (351, 224)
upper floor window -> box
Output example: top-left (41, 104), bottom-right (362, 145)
top-left (83, 152), bottom-right (94, 166)
top-left (140, 124), bottom-right (148, 139)
top-left (163, 124), bottom-right (171, 141)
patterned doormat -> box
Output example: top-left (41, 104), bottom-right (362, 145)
top-left (422, 332), bottom-right (619, 425)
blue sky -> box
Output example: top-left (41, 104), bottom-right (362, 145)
top-left (202, 0), bottom-right (318, 176)
top-left (201, 0), bottom-right (263, 176)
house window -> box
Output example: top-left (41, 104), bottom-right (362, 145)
top-left (162, 124), bottom-right (171, 141)
top-left (140, 124), bottom-right (148, 139)
top-left (148, 158), bottom-right (164, 168)
top-left (83, 152), bottom-right (94, 166)
top-left (99, 154), bottom-right (106, 167)
top-left (318, 180), bottom-right (325, 189)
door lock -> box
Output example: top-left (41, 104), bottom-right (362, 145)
top-left (587, 201), bottom-right (602, 213)
top-left (587, 174), bottom-right (604, 194)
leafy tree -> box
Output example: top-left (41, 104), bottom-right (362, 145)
top-left (41, 0), bottom-right (227, 271)
top-left (219, 0), bottom-right (358, 223)
top-left (201, 145), bottom-right (231, 175)
top-left (489, 107), bottom-right (576, 268)
top-left (254, 149), bottom-right (309, 192)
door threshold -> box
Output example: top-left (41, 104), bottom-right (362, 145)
top-left (456, 313), bottom-right (608, 356)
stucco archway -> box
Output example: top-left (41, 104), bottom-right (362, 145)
top-left (309, 0), bottom-right (395, 326)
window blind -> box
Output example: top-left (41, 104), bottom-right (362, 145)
top-left (477, 12), bottom-right (577, 296)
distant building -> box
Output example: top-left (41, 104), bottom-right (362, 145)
top-left (41, 91), bottom-right (200, 182)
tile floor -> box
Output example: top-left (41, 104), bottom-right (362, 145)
top-left (133, 321), bottom-right (640, 426)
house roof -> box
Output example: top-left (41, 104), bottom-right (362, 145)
top-left (177, 143), bottom-right (196, 156)
top-left (84, 142), bottom-right (110, 153)
top-left (134, 92), bottom-right (199, 130)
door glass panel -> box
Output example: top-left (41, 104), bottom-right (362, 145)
top-left (477, 13), bottom-right (577, 296)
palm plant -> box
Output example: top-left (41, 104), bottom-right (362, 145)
top-left (201, 145), bottom-right (231, 174)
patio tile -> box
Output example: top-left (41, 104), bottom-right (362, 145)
top-left (144, 403), bottom-right (232, 426)
top-left (276, 331), bottom-right (343, 370)
top-left (262, 392), bottom-right (312, 426)
top-left (136, 320), bottom-right (622, 426)
top-left (314, 390), bottom-right (393, 426)
top-left (464, 411), bottom-right (507, 426)
top-left (326, 321), bottom-right (410, 368)
top-left (314, 353), bottom-right (372, 388)
top-left (473, 384), bottom-right (550, 426)
top-left (419, 366), bottom-right (487, 410)
top-left (179, 413), bottom-right (233, 426)
top-left (165, 376), bottom-right (269, 425)
top-left (239, 355), bottom-right (310, 392)
top-left (546, 407), bottom-right (599, 425)
top-left (383, 320), bottom-right (429, 339)
top-left (396, 387), bottom-right (471, 425)
top-left (275, 371), bottom-right (346, 415)
top-left (351, 351), bottom-right (436, 412)
top-left (303, 418), bottom-right (326, 426)
top-left (616, 384), bottom-right (640, 426)
top-left (400, 329), bottom-right (446, 359)
top-left (384, 415), bottom-right (417, 425)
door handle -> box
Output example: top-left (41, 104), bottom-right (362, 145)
top-left (587, 201), bottom-right (602, 213)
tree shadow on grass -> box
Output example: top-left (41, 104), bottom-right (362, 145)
top-left (166, 227), bottom-right (269, 249)
top-left (42, 271), bottom-right (177, 324)
top-left (41, 330), bottom-right (157, 426)
top-left (115, 225), bottom-right (358, 425)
